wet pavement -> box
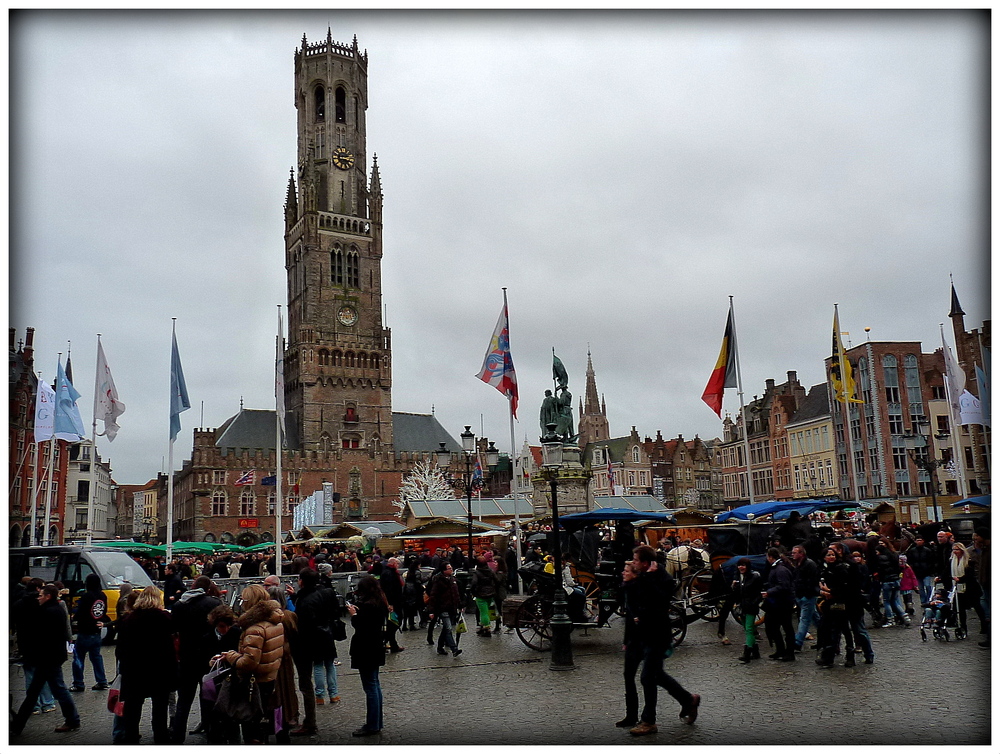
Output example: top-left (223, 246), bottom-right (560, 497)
top-left (9, 612), bottom-right (991, 746)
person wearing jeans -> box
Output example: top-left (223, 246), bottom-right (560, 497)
top-left (425, 563), bottom-right (464, 658)
top-left (791, 545), bottom-right (820, 650)
top-left (347, 575), bottom-right (389, 737)
top-left (70, 574), bottom-right (109, 691)
top-left (313, 659), bottom-right (338, 703)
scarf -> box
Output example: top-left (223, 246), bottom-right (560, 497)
top-left (950, 550), bottom-right (967, 582)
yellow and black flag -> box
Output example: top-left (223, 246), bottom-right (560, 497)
top-left (831, 306), bottom-right (863, 404)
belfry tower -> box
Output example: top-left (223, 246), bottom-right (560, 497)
top-left (577, 350), bottom-right (610, 450)
top-left (283, 30), bottom-right (392, 453)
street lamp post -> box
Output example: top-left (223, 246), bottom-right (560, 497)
top-left (540, 422), bottom-right (575, 671)
top-left (436, 427), bottom-right (499, 567)
top-left (903, 420), bottom-right (949, 516)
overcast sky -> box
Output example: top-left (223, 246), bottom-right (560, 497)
top-left (10, 10), bottom-right (989, 486)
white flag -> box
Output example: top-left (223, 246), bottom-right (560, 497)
top-left (95, 340), bottom-right (126, 441)
top-left (34, 378), bottom-right (56, 442)
top-left (942, 338), bottom-right (965, 417)
top-left (958, 389), bottom-right (982, 427)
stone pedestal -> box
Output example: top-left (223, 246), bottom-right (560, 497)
top-left (531, 444), bottom-right (593, 518)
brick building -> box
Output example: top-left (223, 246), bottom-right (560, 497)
top-left (9, 327), bottom-right (70, 547)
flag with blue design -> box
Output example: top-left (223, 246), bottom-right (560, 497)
top-left (54, 360), bottom-right (86, 442)
top-left (34, 376), bottom-right (57, 443)
top-left (475, 302), bottom-right (519, 418)
top-left (169, 328), bottom-right (191, 442)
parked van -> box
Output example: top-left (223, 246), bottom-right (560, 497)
top-left (9, 545), bottom-right (155, 629)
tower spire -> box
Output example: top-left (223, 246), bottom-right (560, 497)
top-left (949, 278), bottom-right (965, 317)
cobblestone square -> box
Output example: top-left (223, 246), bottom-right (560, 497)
top-left (10, 614), bottom-right (991, 746)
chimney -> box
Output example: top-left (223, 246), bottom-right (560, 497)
top-left (765, 378), bottom-right (775, 392)
top-left (23, 327), bottom-right (34, 361)
top-left (787, 370), bottom-right (797, 384)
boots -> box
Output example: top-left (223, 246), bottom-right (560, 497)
top-left (750, 645), bottom-right (760, 659)
top-left (739, 646), bottom-right (753, 664)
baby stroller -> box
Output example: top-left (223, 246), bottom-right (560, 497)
top-left (919, 584), bottom-right (961, 642)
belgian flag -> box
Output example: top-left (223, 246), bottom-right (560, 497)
top-left (702, 307), bottom-right (738, 418)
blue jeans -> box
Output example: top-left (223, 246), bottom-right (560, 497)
top-left (919, 575), bottom-right (935, 605)
top-left (72, 632), bottom-right (107, 687)
top-left (313, 659), bottom-right (338, 698)
top-left (12, 663), bottom-right (78, 734)
top-left (881, 581), bottom-right (906, 622)
top-left (357, 665), bottom-right (383, 732)
top-left (850, 610), bottom-right (875, 661)
top-left (795, 596), bottom-right (819, 648)
top-left (25, 665), bottom-right (55, 710)
top-left (438, 613), bottom-right (459, 652)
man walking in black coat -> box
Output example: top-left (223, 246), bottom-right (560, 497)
top-left (11, 585), bottom-right (80, 736)
top-left (168, 576), bottom-right (222, 742)
top-left (69, 573), bottom-right (109, 692)
top-left (288, 567), bottom-right (341, 736)
top-left (618, 545), bottom-right (700, 737)
top-left (762, 548), bottom-right (797, 661)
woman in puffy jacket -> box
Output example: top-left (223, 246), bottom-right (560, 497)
top-left (221, 584), bottom-right (284, 743)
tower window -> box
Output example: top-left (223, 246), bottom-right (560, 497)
top-left (315, 86), bottom-right (325, 121)
top-left (346, 250), bottom-right (360, 288)
top-left (332, 350), bottom-right (342, 366)
top-left (331, 247), bottom-right (343, 285)
top-left (335, 86), bottom-right (346, 123)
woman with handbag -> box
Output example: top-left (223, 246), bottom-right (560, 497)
top-left (116, 585), bottom-right (177, 744)
top-left (815, 548), bottom-right (856, 668)
top-left (731, 558), bottom-right (763, 663)
top-left (951, 542), bottom-right (983, 639)
top-left (347, 575), bottom-right (389, 737)
top-left (220, 584), bottom-right (285, 743)
top-left (401, 560), bottom-right (425, 631)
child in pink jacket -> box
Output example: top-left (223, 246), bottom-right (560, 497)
top-left (899, 554), bottom-right (919, 616)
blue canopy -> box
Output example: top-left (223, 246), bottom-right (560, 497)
top-left (715, 499), bottom-right (859, 523)
top-left (558, 508), bottom-right (677, 526)
top-left (951, 495), bottom-right (991, 509)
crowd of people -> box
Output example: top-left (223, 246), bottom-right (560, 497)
top-left (9, 518), bottom-right (990, 741)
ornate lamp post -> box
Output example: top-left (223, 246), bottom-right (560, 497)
top-left (436, 427), bottom-right (499, 568)
top-left (540, 422), bottom-right (575, 670)
top-left (903, 420), bottom-right (949, 515)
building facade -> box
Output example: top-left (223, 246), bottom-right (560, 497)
top-left (9, 327), bottom-right (70, 547)
top-left (785, 383), bottom-right (838, 500)
top-left (64, 440), bottom-right (116, 541)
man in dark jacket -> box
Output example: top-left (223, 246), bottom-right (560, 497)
top-left (907, 535), bottom-right (937, 604)
top-left (762, 548), bottom-right (796, 661)
top-left (70, 573), bottom-right (109, 692)
top-left (163, 563), bottom-right (186, 609)
top-left (618, 545), bottom-right (700, 736)
top-left (875, 544), bottom-right (909, 627)
top-left (936, 530), bottom-right (957, 590)
top-left (791, 545), bottom-right (820, 651)
top-left (168, 576), bottom-right (222, 742)
top-left (426, 563), bottom-right (463, 657)
top-left (11, 585), bottom-right (81, 736)
top-left (289, 567), bottom-right (340, 735)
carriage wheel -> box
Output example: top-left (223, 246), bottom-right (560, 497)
top-left (668, 603), bottom-right (688, 647)
top-left (516, 595), bottom-right (554, 651)
top-left (684, 568), bottom-right (720, 621)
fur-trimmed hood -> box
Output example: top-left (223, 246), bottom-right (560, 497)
top-left (237, 599), bottom-right (283, 629)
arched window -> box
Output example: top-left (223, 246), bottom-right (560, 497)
top-left (319, 433), bottom-right (332, 452)
top-left (212, 490), bottom-right (227, 516)
top-left (202, 532), bottom-right (216, 543)
top-left (332, 350), bottom-right (343, 366)
top-left (359, 352), bottom-right (368, 368)
top-left (241, 490), bottom-right (255, 517)
top-left (335, 86), bottom-right (346, 123)
top-left (331, 246), bottom-right (343, 285)
top-left (346, 351), bottom-right (356, 367)
top-left (632, 446), bottom-right (640, 463)
top-left (315, 85), bottom-right (325, 121)
top-left (346, 249), bottom-right (360, 288)
top-left (882, 354), bottom-right (900, 404)
top-left (220, 531), bottom-right (235, 545)
top-left (318, 349), bottom-right (330, 366)
top-left (905, 354), bottom-right (924, 419)
top-left (371, 353), bottom-right (380, 369)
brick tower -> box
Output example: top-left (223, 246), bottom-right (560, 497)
top-left (577, 349), bottom-right (610, 450)
top-left (283, 30), bottom-right (393, 454)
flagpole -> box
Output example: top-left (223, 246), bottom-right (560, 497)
top-left (167, 321), bottom-right (177, 563)
top-left (835, 305), bottom-right (863, 504)
top-left (275, 305), bottom-right (284, 577)
top-left (941, 324), bottom-right (969, 498)
top-left (86, 334), bottom-right (102, 547)
top-left (42, 357), bottom-right (65, 546)
top-left (729, 297), bottom-right (755, 505)
top-left (29, 438), bottom-right (39, 546)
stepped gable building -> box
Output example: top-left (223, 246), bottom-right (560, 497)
top-left (643, 432), bottom-right (718, 510)
top-left (785, 382), bottom-right (838, 500)
top-left (170, 33), bottom-right (465, 546)
top-left (586, 427), bottom-right (652, 497)
top-left (718, 371), bottom-right (807, 506)
top-left (577, 350), bottom-right (610, 450)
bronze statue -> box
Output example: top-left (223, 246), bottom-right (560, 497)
top-left (540, 389), bottom-right (559, 434)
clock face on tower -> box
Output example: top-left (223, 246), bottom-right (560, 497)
top-left (338, 305), bottom-right (358, 327)
top-left (332, 146), bottom-right (355, 170)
